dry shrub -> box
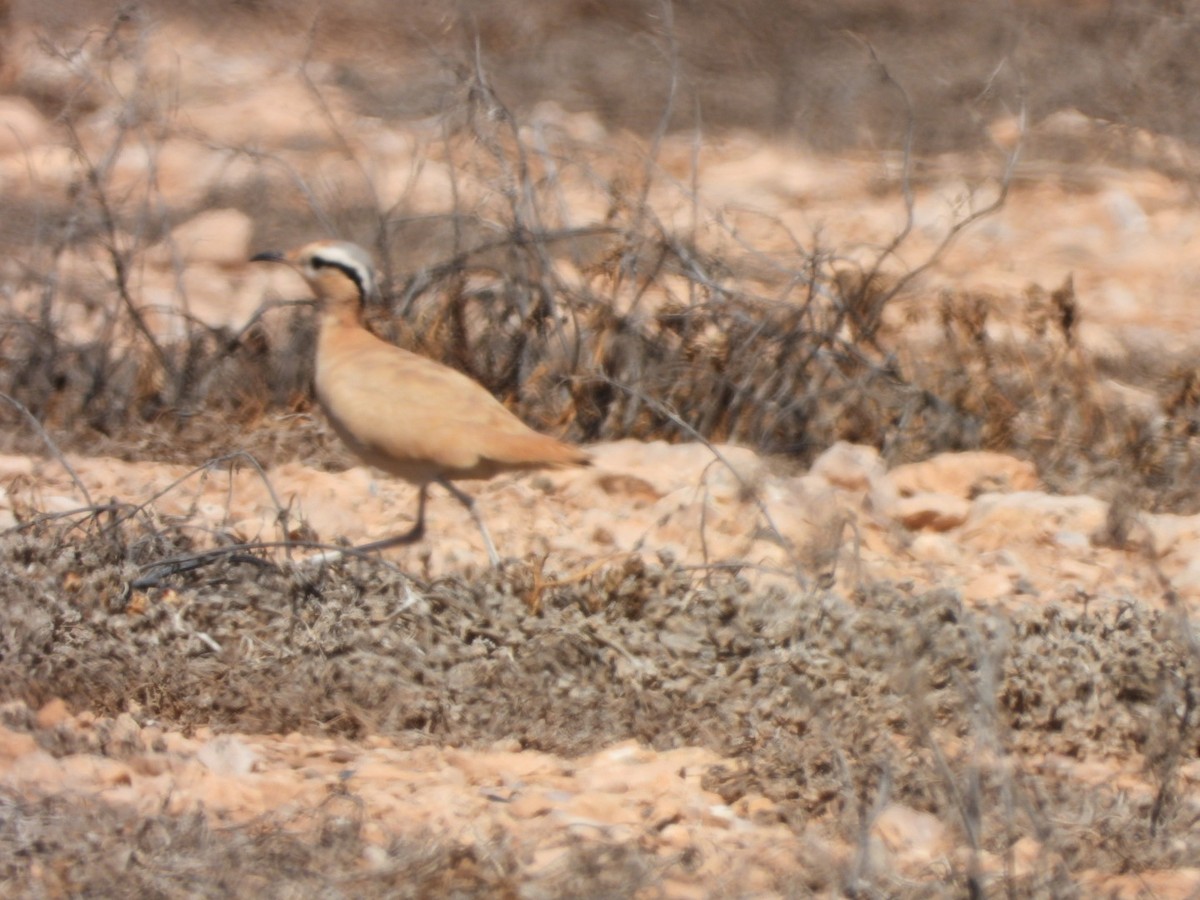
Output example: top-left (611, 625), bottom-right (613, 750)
top-left (0, 787), bottom-right (664, 898)
top-left (4, 54), bottom-right (1200, 511)
top-left (6, 5), bottom-right (1200, 896)
top-left (4, 517), bottom-right (1200, 892)
top-left (2, 2), bottom-right (1200, 516)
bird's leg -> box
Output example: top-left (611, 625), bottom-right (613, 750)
top-left (299, 484), bottom-right (430, 566)
top-left (437, 476), bottom-right (501, 568)
top-left (356, 483), bottom-right (429, 552)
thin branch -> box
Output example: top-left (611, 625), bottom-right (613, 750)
top-left (583, 373), bottom-right (809, 590)
top-left (132, 537), bottom-right (418, 589)
top-left (0, 392), bottom-right (94, 507)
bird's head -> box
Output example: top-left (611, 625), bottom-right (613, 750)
top-left (251, 240), bottom-right (376, 309)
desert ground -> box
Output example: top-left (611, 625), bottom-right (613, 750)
top-left (4, 1), bottom-right (1200, 896)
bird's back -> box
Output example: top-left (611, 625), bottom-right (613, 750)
top-left (316, 321), bottom-right (589, 483)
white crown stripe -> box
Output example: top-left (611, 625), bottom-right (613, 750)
top-left (308, 243), bottom-right (375, 297)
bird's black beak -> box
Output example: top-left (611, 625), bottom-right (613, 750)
top-left (250, 250), bottom-right (286, 263)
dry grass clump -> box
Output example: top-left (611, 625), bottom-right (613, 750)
top-left (0, 787), bottom-right (668, 898)
top-left (5, 4), bottom-right (1200, 894)
top-left (3, 518), bottom-right (1200, 892)
top-left (903, 276), bottom-right (1200, 512)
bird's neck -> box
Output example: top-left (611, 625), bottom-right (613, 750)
top-left (320, 300), bottom-right (363, 331)
top-left (312, 270), bottom-right (367, 331)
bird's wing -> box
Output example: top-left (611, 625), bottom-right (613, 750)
top-left (316, 329), bottom-right (584, 474)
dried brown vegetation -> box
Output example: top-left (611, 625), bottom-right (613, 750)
top-left (4, 0), bottom-right (1200, 895)
top-left (3, 0), bottom-right (1200, 513)
top-left (4, 516), bottom-right (1200, 895)
top-left (3, 37), bottom-right (1200, 511)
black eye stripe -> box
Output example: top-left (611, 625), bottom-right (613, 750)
top-left (312, 257), bottom-right (367, 298)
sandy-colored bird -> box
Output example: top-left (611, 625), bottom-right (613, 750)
top-left (251, 239), bottom-right (590, 565)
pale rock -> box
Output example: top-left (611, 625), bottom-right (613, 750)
top-left (102, 713), bottom-right (143, 757)
top-left (165, 208), bottom-right (254, 268)
top-left (0, 95), bottom-right (51, 155)
top-left (1181, 759), bottom-right (1200, 785)
top-left (142, 261), bottom-right (262, 332)
top-left (987, 114), bottom-right (1023, 151)
top-left (0, 455), bottom-right (35, 478)
top-left (193, 772), bottom-right (265, 819)
top-left (103, 138), bottom-right (232, 207)
top-left (733, 793), bottom-right (779, 823)
top-left (961, 492), bottom-right (1108, 552)
top-left (762, 475), bottom-right (845, 552)
top-left (588, 758), bottom-right (687, 799)
top-left (809, 442), bottom-right (885, 493)
top-left (180, 80), bottom-right (347, 148)
top-left (60, 754), bottom-right (134, 789)
top-left (658, 822), bottom-right (693, 850)
top-left (527, 102), bottom-right (608, 144)
top-left (564, 790), bottom-right (640, 827)
top-left (703, 449), bottom-right (766, 505)
top-left (1104, 188), bottom-right (1149, 233)
top-left (1167, 557), bottom-right (1200, 602)
top-left (377, 156), bottom-right (469, 214)
top-left (489, 737), bottom-right (522, 753)
top-left (1009, 836), bottom-right (1043, 880)
top-left (1053, 530), bottom-right (1091, 552)
top-left (1079, 868), bottom-right (1200, 899)
top-left (508, 790), bottom-right (553, 820)
top-left (362, 844), bottom-right (391, 870)
top-left (701, 803), bottom-right (737, 829)
top-left (700, 142), bottom-right (858, 210)
top-left (444, 747), bottom-right (564, 785)
top-left (130, 754), bottom-right (170, 777)
top-left (962, 570), bottom-right (1016, 603)
top-left (196, 735), bottom-right (259, 777)
top-left (33, 698), bottom-right (71, 731)
top-left (2, 748), bottom-right (63, 787)
top-left (648, 795), bottom-right (684, 830)
top-left (871, 804), bottom-right (951, 870)
top-left (6, 32), bottom-right (105, 115)
top-left (893, 492), bottom-right (970, 532)
top-left (1143, 512), bottom-right (1200, 560)
top-left (600, 440), bottom-right (766, 498)
top-left (0, 142), bottom-right (76, 192)
top-left (0, 725), bottom-right (38, 762)
top-left (869, 479), bottom-right (902, 522)
top-left (1055, 558), bottom-right (1104, 593)
top-left (1094, 285), bottom-right (1137, 324)
top-left (1076, 320), bottom-right (1132, 364)
top-left (909, 532), bottom-right (963, 566)
top-left (1095, 378), bottom-right (1164, 424)
top-left (888, 451), bottom-right (1039, 500)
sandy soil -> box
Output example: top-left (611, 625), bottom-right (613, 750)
top-left (4, 2), bottom-right (1200, 896)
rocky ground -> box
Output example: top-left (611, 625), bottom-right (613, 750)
top-left (5, 1), bottom-right (1200, 896)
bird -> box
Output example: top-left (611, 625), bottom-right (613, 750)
top-left (250, 239), bottom-right (590, 566)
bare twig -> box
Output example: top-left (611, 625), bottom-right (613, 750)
top-left (0, 392), bottom-right (94, 507)
top-left (584, 374), bottom-right (809, 589)
top-left (131, 537), bottom-right (417, 589)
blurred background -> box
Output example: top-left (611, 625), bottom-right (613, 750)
top-left (3, 0), bottom-right (1200, 507)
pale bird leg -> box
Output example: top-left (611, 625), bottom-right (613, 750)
top-left (435, 476), bottom-right (501, 568)
top-left (350, 478), bottom-right (501, 569)
top-left (356, 483), bottom-right (429, 553)
top-left (299, 485), bottom-right (427, 567)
